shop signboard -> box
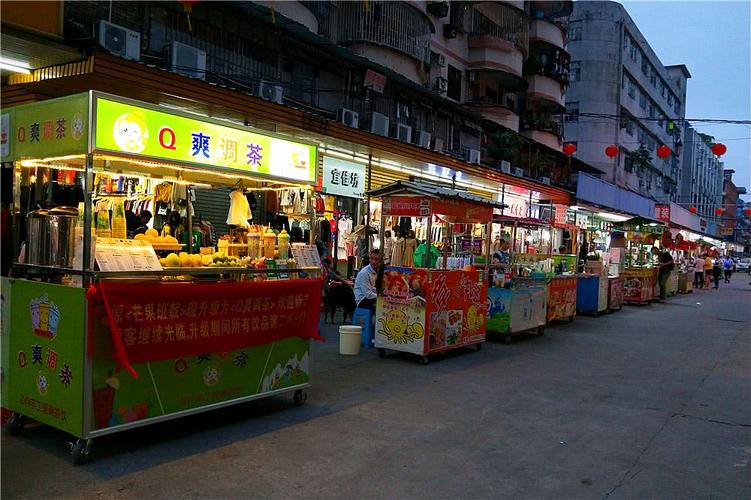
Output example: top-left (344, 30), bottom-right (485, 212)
top-left (432, 199), bottom-right (493, 222)
top-left (364, 69), bottom-right (387, 94)
top-left (5, 281), bottom-right (85, 436)
top-left (321, 156), bottom-right (365, 198)
top-left (656, 204), bottom-right (671, 222)
top-left (11, 93), bottom-right (89, 160)
top-left (383, 196), bottom-right (431, 217)
top-left (94, 97), bottom-right (317, 183)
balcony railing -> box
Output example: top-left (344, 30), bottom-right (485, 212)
top-left (465, 85), bottom-right (519, 114)
top-left (315, 1), bottom-right (432, 62)
top-left (520, 113), bottom-right (562, 136)
top-left (524, 42), bottom-right (570, 85)
top-left (464, 2), bottom-right (529, 56)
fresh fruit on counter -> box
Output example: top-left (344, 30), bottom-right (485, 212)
top-left (133, 230), bottom-right (178, 245)
top-left (159, 251), bottom-right (248, 268)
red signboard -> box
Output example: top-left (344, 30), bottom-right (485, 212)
top-left (382, 196), bottom-right (492, 222)
top-left (87, 279), bottom-right (323, 377)
top-left (426, 270), bottom-right (487, 352)
top-left (655, 204), bottom-right (671, 222)
top-left (382, 196), bottom-right (431, 216)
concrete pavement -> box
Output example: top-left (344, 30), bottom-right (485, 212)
top-left (2, 276), bottom-right (750, 499)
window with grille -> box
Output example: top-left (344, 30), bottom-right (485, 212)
top-left (565, 102), bottom-right (579, 122)
top-left (447, 65), bottom-right (462, 101)
top-left (570, 61), bottom-right (581, 82)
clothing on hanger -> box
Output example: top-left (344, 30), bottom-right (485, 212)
top-left (227, 190), bottom-right (252, 228)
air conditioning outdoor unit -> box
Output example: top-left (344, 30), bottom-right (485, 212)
top-left (499, 160), bottom-right (511, 174)
top-left (434, 76), bottom-right (448, 93)
top-left (418, 131), bottom-right (432, 148)
top-left (465, 149), bottom-right (481, 164)
top-left (256, 81), bottom-right (284, 104)
top-left (426, 1), bottom-right (450, 18)
top-left (512, 167), bottom-right (524, 177)
top-left (336, 108), bottom-right (359, 128)
top-left (432, 137), bottom-right (445, 153)
top-left (540, 176), bottom-right (551, 185)
top-left (97, 20), bottom-right (140, 61)
top-left (167, 41), bottom-right (207, 80)
top-left (395, 123), bottom-right (412, 143)
top-left (369, 112), bottom-right (390, 137)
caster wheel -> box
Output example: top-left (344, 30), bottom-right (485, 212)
top-left (537, 327), bottom-right (545, 337)
top-left (293, 389), bottom-right (307, 406)
top-left (503, 334), bottom-right (512, 345)
top-left (474, 343), bottom-right (483, 352)
top-left (70, 439), bottom-right (93, 465)
top-left (377, 348), bottom-right (387, 359)
top-left (6, 413), bottom-right (25, 436)
top-left (417, 356), bottom-right (429, 366)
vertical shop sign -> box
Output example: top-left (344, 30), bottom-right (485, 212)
top-left (321, 156), bottom-right (365, 198)
top-left (655, 204), bottom-right (671, 222)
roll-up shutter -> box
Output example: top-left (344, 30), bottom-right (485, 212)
top-left (193, 187), bottom-right (231, 236)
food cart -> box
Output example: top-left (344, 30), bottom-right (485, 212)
top-left (1, 93), bottom-right (324, 463)
top-left (366, 182), bottom-right (501, 364)
top-left (576, 260), bottom-right (610, 315)
top-left (486, 217), bottom-right (549, 344)
top-left (616, 217), bottom-right (665, 305)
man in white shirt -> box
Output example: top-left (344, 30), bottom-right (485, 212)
top-left (354, 249), bottom-right (381, 311)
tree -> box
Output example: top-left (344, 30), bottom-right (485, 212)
top-left (627, 145), bottom-right (654, 174)
top-left (486, 128), bottom-right (523, 167)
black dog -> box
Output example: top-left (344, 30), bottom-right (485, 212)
top-left (324, 284), bottom-right (356, 324)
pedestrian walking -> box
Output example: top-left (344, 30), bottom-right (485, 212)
top-left (657, 250), bottom-right (674, 300)
top-left (693, 254), bottom-right (705, 288)
top-left (712, 257), bottom-right (723, 289)
top-left (704, 254), bottom-right (713, 288)
top-left (723, 256), bottom-right (733, 283)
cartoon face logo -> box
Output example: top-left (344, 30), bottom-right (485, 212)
top-left (113, 113), bottom-right (148, 153)
top-left (465, 305), bottom-right (485, 334)
top-left (37, 371), bottom-right (49, 395)
top-left (378, 309), bottom-right (424, 344)
top-left (203, 366), bottom-right (220, 386)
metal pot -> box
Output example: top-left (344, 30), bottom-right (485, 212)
top-left (25, 209), bottom-right (50, 266)
top-left (48, 206), bottom-right (79, 268)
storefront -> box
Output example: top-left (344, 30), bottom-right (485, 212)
top-left (614, 216), bottom-right (666, 304)
top-left (1, 92), bottom-right (325, 463)
top-left (367, 181), bottom-right (500, 364)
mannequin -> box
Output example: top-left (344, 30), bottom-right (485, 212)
top-left (382, 230), bottom-right (394, 265)
top-left (403, 229), bottom-right (418, 267)
top-left (391, 231), bottom-right (406, 267)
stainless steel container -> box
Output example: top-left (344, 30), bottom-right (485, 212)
top-left (25, 209), bottom-right (50, 266)
top-left (48, 206), bottom-right (79, 268)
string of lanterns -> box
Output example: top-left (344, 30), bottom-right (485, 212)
top-left (559, 142), bottom-right (730, 159)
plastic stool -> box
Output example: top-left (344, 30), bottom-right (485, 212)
top-left (351, 308), bottom-right (374, 347)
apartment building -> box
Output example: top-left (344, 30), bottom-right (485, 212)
top-left (679, 124), bottom-right (724, 221)
top-left (564, 1), bottom-right (689, 201)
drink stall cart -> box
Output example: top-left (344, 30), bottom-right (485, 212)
top-left (2, 93), bottom-right (325, 463)
top-left (486, 217), bottom-right (548, 344)
top-left (366, 181), bottom-right (502, 365)
top-left (616, 217), bottom-right (665, 305)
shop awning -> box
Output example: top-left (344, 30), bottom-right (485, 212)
top-left (368, 181), bottom-right (507, 210)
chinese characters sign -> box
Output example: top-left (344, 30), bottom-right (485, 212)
top-left (10, 93), bottom-right (88, 160)
top-left (94, 97), bottom-right (317, 183)
top-left (655, 204), bottom-right (671, 222)
top-left (382, 196), bottom-right (491, 222)
top-left (322, 156), bottom-right (365, 198)
top-left (87, 279), bottom-right (323, 377)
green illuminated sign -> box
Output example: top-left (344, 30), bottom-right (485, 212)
top-left (94, 97), bottom-right (317, 183)
top-left (11, 94), bottom-right (89, 160)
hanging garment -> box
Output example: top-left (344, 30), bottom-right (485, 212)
top-left (391, 237), bottom-right (406, 267)
top-left (403, 238), bottom-right (417, 267)
top-left (413, 243), bottom-right (440, 268)
top-left (318, 218), bottom-right (332, 243)
top-left (383, 236), bottom-right (394, 265)
top-left (227, 190), bottom-right (252, 228)
top-left (315, 195), bottom-right (325, 213)
top-left (154, 182), bottom-right (173, 204)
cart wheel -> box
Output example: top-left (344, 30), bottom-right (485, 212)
top-left (293, 389), bottom-right (307, 407)
top-left (417, 356), bottom-right (429, 365)
top-left (537, 326), bottom-right (545, 337)
top-left (377, 348), bottom-right (387, 358)
top-left (474, 342), bottom-right (483, 352)
top-left (70, 438), bottom-right (93, 465)
top-left (503, 334), bottom-right (512, 345)
top-left (5, 413), bottom-right (25, 436)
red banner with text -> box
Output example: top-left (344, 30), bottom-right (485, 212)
top-left (87, 279), bottom-right (324, 377)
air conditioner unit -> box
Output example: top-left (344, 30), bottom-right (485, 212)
top-left (97, 20), bottom-right (140, 61)
top-left (465, 149), bottom-right (481, 164)
top-left (336, 108), bottom-right (359, 128)
top-left (540, 176), bottom-right (551, 185)
top-left (256, 81), bottom-right (284, 104)
top-left (418, 131), bottom-right (432, 148)
top-left (369, 112), bottom-right (389, 137)
top-left (427, 1), bottom-right (450, 18)
top-left (395, 123), bottom-right (412, 143)
top-left (432, 137), bottom-right (445, 153)
top-left (499, 160), bottom-right (511, 174)
top-left (434, 77), bottom-right (448, 94)
top-left (512, 167), bottom-right (524, 177)
top-left (167, 41), bottom-right (206, 80)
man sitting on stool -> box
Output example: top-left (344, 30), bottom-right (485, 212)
top-left (354, 248), bottom-right (381, 313)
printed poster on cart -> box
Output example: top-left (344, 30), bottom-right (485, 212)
top-left (375, 267), bottom-right (429, 355)
top-left (426, 270), bottom-right (487, 352)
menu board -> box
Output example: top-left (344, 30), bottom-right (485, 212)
top-left (95, 238), bottom-right (163, 272)
top-left (291, 244), bottom-right (321, 268)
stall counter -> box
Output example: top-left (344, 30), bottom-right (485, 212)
top-left (546, 276), bottom-right (577, 323)
top-left (622, 267), bottom-right (657, 304)
top-left (486, 278), bottom-right (547, 343)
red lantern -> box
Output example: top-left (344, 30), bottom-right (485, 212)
top-left (710, 143), bottom-right (727, 157)
top-left (688, 207), bottom-right (697, 214)
top-left (715, 208), bottom-right (724, 216)
top-left (563, 143), bottom-right (577, 156)
top-left (745, 209), bottom-right (751, 216)
top-left (656, 145), bottom-right (672, 159)
top-left (605, 145), bottom-right (618, 158)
